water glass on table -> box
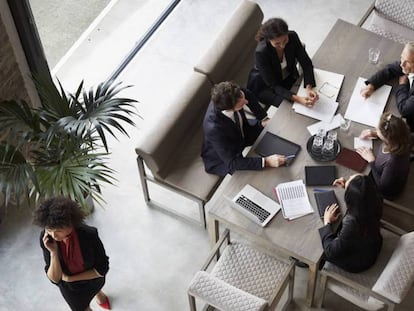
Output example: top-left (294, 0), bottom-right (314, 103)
top-left (327, 130), bottom-right (337, 141)
top-left (322, 138), bottom-right (335, 158)
top-left (312, 135), bottom-right (324, 155)
top-left (368, 47), bottom-right (380, 64)
top-left (340, 119), bottom-right (351, 133)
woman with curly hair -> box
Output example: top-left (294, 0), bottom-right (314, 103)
top-left (357, 112), bottom-right (412, 199)
top-left (33, 197), bottom-right (110, 311)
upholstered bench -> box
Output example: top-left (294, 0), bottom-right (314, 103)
top-left (135, 0), bottom-right (264, 227)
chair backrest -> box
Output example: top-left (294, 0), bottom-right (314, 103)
top-left (370, 231), bottom-right (414, 304)
top-left (194, 0), bottom-right (263, 85)
top-left (375, 0), bottom-right (414, 31)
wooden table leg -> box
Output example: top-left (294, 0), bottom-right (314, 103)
top-left (306, 261), bottom-right (319, 307)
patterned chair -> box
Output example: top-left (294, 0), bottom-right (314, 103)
top-left (317, 229), bottom-right (414, 310)
top-left (359, 0), bottom-right (414, 44)
top-left (187, 229), bottom-right (295, 311)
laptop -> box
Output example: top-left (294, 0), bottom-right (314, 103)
top-left (226, 184), bottom-right (281, 227)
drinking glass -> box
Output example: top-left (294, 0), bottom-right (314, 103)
top-left (368, 47), bottom-right (380, 64)
top-left (340, 119), bottom-right (351, 133)
top-left (312, 135), bottom-right (324, 154)
top-left (316, 128), bottom-right (326, 138)
top-left (322, 138), bottom-right (335, 158)
top-left (327, 130), bottom-right (337, 141)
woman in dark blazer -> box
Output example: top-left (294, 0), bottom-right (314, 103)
top-left (319, 174), bottom-right (383, 273)
top-left (247, 18), bottom-right (318, 107)
top-left (34, 197), bottom-right (111, 311)
top-left (357, 112), bottom-right (411, 200)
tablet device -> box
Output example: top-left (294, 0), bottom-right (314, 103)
top-left (254, 132), bottom-right (301, 165)
top-left (305, 165), bottom-right (336, 186)
top-left (314, 190), bottom-right (339, 218)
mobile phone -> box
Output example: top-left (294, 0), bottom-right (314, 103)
top-left (47, 234), bottom-right (54, 243)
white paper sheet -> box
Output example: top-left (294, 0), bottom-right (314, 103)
top-left (354, 137), bottom-right (373, 149)
top-left (307, 114), bottom-right (345, 136)
top-left (275, 180), bottom-right (313, 220)
top-left (344, 77), bottom-right (392, 127)
top-left (293, 68), bottom-right (344, 121)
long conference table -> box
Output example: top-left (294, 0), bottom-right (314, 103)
top-left (206, 19), bottom-right (404, 307)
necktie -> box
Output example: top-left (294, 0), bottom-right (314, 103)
top-left (234, 111), bottom-right (244, 137)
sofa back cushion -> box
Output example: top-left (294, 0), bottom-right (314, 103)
top-left (135, 71), bottom-right (212, 177)
top-left (194, 0), bottom-right (263, 85)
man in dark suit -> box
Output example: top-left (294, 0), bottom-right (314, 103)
top-left (201, 81), bottom-right (286, 176)
top-left (361, 42), bottom-right (414, 131)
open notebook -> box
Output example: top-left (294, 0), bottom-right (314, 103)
top-left (227, 184), bottom-right (281, 227)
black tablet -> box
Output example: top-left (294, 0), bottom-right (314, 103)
top-left (254, 132), bottom-right (301, 165)
top-left (305, 165), bottom-right (336, 186)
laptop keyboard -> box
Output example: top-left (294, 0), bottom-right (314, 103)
top-left (235, 195), bottom-right (270, 223)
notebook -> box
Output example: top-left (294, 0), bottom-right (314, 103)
top-left (228, 184), bottom-right (281, 227)
top-left (254, 132), bottom-right (301, 165)
top-left (335, 147), bottom-right (367, 172)
top-left (313, 190), bottom-right (339, 218)
top-left (305, 165), bottom-right (337, 186)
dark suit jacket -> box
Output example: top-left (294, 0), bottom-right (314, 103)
top-left (248, 31), bottom-right (316, 101)
top-left (201, 90), bottom-right (264, 176)
top-left (40, 224), bottom-right (109, 283)
top-left (366, 61), bottom-right (414, 131)
top-left (319, 215), bottom-right (382, 273)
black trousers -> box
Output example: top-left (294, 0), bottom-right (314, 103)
top-left (58, 277), bottom-right (105, 311)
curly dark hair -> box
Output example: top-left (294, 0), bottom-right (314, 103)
top-left (255, 18), bottom-right (289, 42)
top-left (33, 197), bottom-right (85, 228)
top-left (211, 81), bottom-right (242, 111)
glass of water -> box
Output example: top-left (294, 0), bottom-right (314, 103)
top-left (312, 135), bottom-right (324, 154)
top-left (327, 130), bottom-right (337, 141)
top-left (322, 138), bottom-right (335, 158)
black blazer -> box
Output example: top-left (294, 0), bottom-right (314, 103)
top-left (366, 61), bottom-right (414, 131)
top-left (201, 90), bottom-right (263, 176)
top-left (40, 224), bottom-right (109, 283)
top-left (319, 215), bottom-right (382, 273)
top-left (248, 31), bottom-right (316, 100)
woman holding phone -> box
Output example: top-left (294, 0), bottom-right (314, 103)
top-left (34, 197), bottom-right (111, 311)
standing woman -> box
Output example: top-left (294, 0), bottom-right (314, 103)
top-left (33, 197), bottom-right (111, 311)
top-left (319, 174), bottom-right (383, 272)
top-left (357, 112), bottom-right (411, 199)
top-left (247, 17), bottom-right (318, 108)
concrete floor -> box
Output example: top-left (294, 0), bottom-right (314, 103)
top-left (2, 0), bottom-right (414, 310)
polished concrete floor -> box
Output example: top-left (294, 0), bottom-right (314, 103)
top-left (2, 0), bottom-right (414, 310)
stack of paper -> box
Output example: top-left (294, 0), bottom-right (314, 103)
top-left (307, 113), bottom-right (345, 136)
top-left (293, 68), bottom-right (344, 122)
top-left (274, 180), bottom-right (314, 220)
top-left (344, 77), bottom-right (391, 127)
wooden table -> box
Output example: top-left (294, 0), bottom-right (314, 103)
top-left (206, 19), bottom-right (404, 307)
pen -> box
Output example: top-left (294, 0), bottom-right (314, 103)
top-left (314, 188), bottom-right (330, 192)
top-left (285, 155), bottom-right (296, 159)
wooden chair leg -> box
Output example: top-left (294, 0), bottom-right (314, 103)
top-left (188, 294), bottom-right (196, 311)
top-left (317, 273), bottom-right (328, 308)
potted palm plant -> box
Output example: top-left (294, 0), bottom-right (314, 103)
top-left (0, 76), bottom-right (137, 212)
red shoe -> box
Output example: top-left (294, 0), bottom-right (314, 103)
top-left (97, 296), bottom-right (111, 310)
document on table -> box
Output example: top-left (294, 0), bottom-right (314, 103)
top-left (293, 68), bottom-right (344, 121)
top-left (274, 180), bottom-right (314, 220)
top-left (307, 113), bottom-right (345, 136)
top-left (344, 77), bottom-right (391, 127)
top-left (354, 137), bottom-right (373, 149)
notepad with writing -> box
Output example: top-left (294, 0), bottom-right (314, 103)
top-left (314, 190), bottom-right (339, 218)
top-left (335, 147), bottom-right (367, 172)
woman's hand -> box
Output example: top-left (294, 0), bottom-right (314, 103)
top-left (42, 231), bottom-right (58, 253)
top-left (323, 203), bottom-right (340, 225)
top-left (61, 273), bottom-right (71, 282)
top-left (359, 129), bottom-right (377, 140)
top-left (333, 177), bottom-right (346, 188)
top-left (356, 147), bottom-right (375, 162)
top-left (360, 84), bottom-right (375, 98)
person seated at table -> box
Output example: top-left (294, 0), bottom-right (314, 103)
top-left (247, 17), bottom-right (318, 108)
top-left (319, 174), bottom-right (383, 273)
top-left (201, 81), bottom-right (286, 176)
top-left (360, 42), bottom-right (414, 131)
top-left (357, 112), bottom-right (411, 200)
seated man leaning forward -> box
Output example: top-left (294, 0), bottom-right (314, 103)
top-left (201, 81), bottom-right (286, 176)
top-left (361, 42), bottom-right (414, 131)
